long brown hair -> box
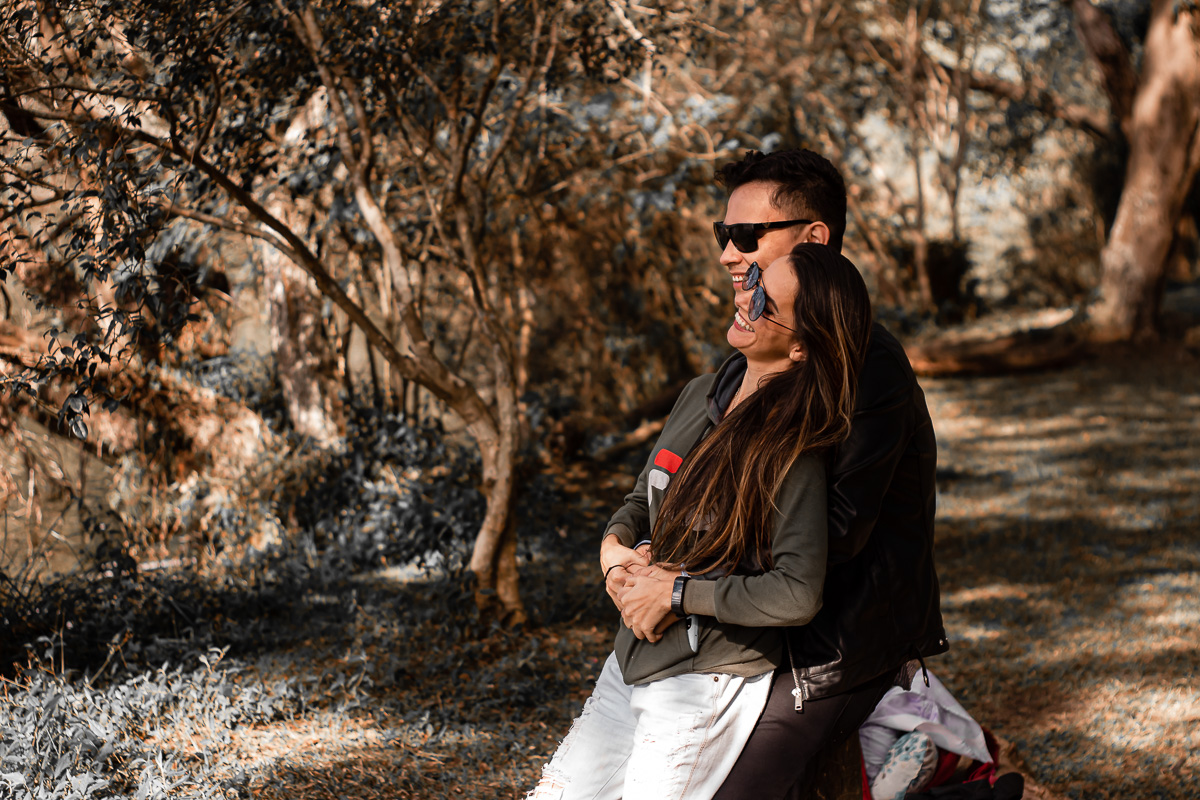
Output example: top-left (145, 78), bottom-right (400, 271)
top-left (651, 244), bottom-right (872, 574)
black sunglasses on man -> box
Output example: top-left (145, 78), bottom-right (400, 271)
top-left (713, 218), bottom-right (813, 253)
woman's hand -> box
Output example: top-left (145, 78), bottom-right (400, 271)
top-left (600, 534), bottom-right (651, 612)
top-left (617, 568), bottom-right (682, 642)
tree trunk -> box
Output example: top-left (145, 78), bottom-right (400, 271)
top-left (465, 441), bottom-right (524, 623)
top-left (262, 200), bottom-right (345, 445)
top-left (905, 4), bottom-right (935, 312)
top-left (1086, 1), bottom-right (1200, 342)
top-left (465, 355), bottom-right (525, 625)
top-left (261, 94), bottom-right (345, 444)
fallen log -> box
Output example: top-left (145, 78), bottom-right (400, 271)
top-left (905, 308), bottom-right (1086, 377)
top-left (588, 418), bottom-right (665, 463)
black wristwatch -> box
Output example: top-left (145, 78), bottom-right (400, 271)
top-left (671, 575), bottom-right (689, 618)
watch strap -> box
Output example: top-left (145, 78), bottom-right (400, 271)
top-left (671, 575), bottom-right (689, 618)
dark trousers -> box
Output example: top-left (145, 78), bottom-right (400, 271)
top-left (711, 667), bottom-right (896, 800)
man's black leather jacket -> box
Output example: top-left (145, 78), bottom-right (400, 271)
top-left (789, 323), bottom-right (948, 701)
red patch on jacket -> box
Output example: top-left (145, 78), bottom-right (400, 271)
top-left (654, 449), bottom-right (683, 473)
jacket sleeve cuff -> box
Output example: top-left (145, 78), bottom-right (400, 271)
top-left (681, 578), bottom-right (717, 617)
top-left (602, 523), bottom-right (636, 548)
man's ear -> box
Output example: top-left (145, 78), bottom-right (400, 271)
top-left (804, 221), bottom-right (831, 246)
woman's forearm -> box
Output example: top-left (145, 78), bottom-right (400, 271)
top-left (682, 565), bottom-right (824, 627)
top-left (684, 453), bottom-right (829, 627)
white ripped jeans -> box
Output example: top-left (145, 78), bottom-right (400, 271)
top-left (528, 652), bottom-right (772, 800)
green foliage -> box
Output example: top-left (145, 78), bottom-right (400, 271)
top-left (0, 530), bottom-right (290, 676)
top-left (287, 409), bottom-right (485, 573)
top-left (0, 648), bottom-right (304, 799)
top-left (0, 398), bottom-right (602, 674)
top-left (0, 437), bottom-right (624, 797)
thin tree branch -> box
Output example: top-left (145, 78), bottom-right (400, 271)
top-left (0, 83), bottom-right (164, 103)
top-left (957, 66), bottom-right (1110, 138)
top-left (606, 0), bottom-right (657, 55)
top-left (848, 21), bottom-right (1111, 138)
top-left (161, 203), bottom-right (294, 253)
top-left (1065, 0), bottom-right (1137, 131)
top-left (399, 51), bottom-right (460, 154)
top-left (481, 0), bottom-right (554, 189)
top-left (190, 63), bottom-right (223, 163)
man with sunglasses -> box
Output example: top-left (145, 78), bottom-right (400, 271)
top-left (601, 148), bottom-right (947, 799)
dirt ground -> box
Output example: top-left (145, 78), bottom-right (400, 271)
top-left (13, 346), bottom-right (1194, 800)
top-left (232, 346), bottom-right (1194, 799)
top-left (215, 346), bottom-right (1197, 800)
top-left (921, 345), bottom-right (1200, 798)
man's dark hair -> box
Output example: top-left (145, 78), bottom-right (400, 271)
top-left (716, 149), bottom-right (848, 252)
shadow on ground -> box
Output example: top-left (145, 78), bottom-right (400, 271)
top-left (213, 349), bottom-right (1200, 800)
top-left (6, 349), bottom-right (1195, 800)
top-left (923, 348), bottom-right (1200, 799)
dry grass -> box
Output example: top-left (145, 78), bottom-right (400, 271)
top-left (924, 345), bottom-right (1200, 799)
top-left (11, 347), bottom-right (1192, 799)
top-left (206, 347), bottom-right (1198, 800)
top-left (161, 347), bottom-right (1196, 800)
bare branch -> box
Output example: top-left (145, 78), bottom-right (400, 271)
top-left (399, 51), bottom-right (460, 155)
top-left (296, 5), bottom-right (375, 179)
top-left (1065, 0), bottom-right (1136, 131)
top-left (161, 203), bottom-right (294, 253)
top-left (449, 0), bottom-right (508, 201)
top-left (384, 81), bottom-right (453, 172)
top-left (279, 3), bottom-right (422, 330)
top-left (482, 0), bottom-right (557, 188)
top-left (847, 20), bottom-right (1111, 138)
top-left (606, 0), bottom-right (657, 55)
top-left (0, 82), bottom-right (164, 104)
top-left (276, 2), bottom-right (359, 176)
top-left (191, 63), bottom-right (224, 163)
top-left (958, 67), bottom-right (1110, 137)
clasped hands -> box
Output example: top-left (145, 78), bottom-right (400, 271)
top-left (600, 535), bottom-right (682, 643)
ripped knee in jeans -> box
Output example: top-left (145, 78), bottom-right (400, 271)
top-left (527, 765), bottom-right (568, 800)
top-left (526, 697), bottom-right (595, 799)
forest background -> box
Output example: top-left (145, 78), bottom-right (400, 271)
top-left (0, 0), bottom-right (1197, 798)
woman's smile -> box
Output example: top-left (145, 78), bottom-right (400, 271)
top-left (733, 308), bottom-right (756, 332)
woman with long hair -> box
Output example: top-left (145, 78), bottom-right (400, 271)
top-left (528, 243), bottom-right (873, 800)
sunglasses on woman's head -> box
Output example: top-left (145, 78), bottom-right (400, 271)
top-left (713, 219), bottom-right (814, 253)
top-left (742, 262), bottom-right (799, 333)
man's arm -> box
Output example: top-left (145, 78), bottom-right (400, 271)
top-left (602, 452), bottom-right (653, 549)
top-left (599, 434), bottom-right (660, 610)
top-left (826, 326), bottom-right (916, 565)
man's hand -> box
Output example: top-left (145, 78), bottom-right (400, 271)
top-left (617, 568), bottom-right (682, 642)
top-left (600, 534), bottom-right (651, 612)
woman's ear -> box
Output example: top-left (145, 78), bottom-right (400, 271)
top-left (789, 342), bottom-right (807, 363)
